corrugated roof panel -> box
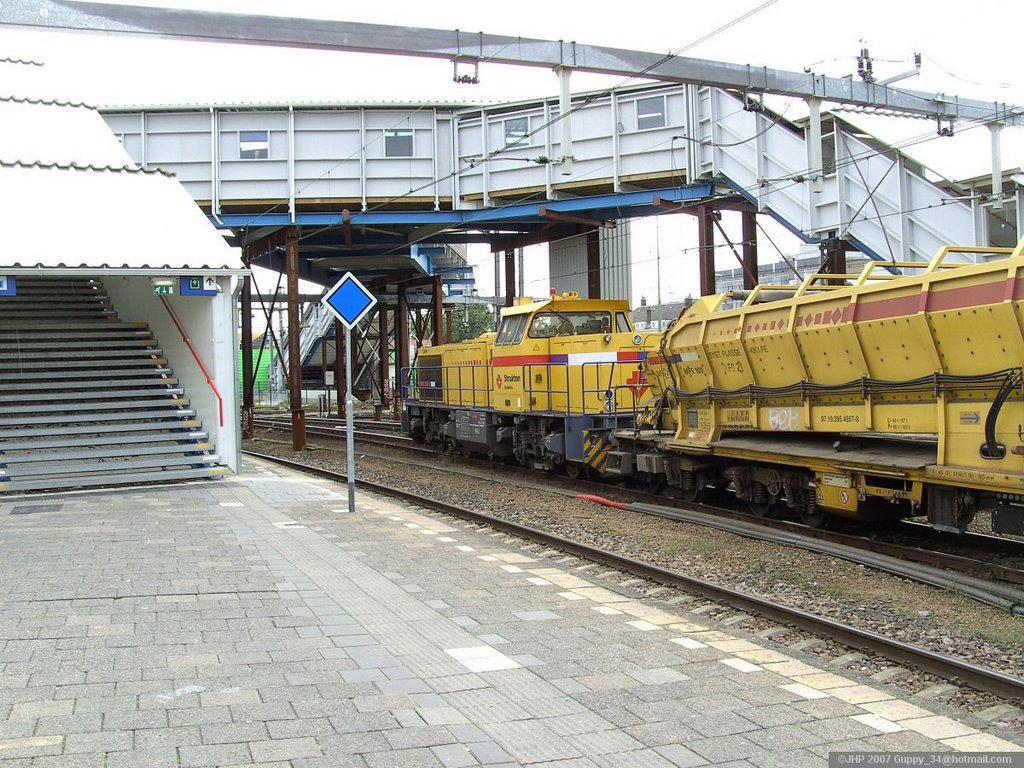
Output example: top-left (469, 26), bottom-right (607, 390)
top-left (0, 96), bottom-right (135, 168)
top-left (0, 164), bottom-right (243, 271)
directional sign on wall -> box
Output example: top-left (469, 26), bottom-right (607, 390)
top-left (180, 275), bottom-right (220, 297)
top-left (0, 276), bottom-right (15, 297)
top-left (321, 272), bottom-right (377, 328)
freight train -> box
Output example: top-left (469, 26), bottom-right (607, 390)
top-left (401, 237), bottom-right (1024, 535)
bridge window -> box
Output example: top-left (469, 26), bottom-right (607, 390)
top-left (238, 130), bottom-right (269, 159)
top-left (504, 117), bottom-right (529, 147)
top-left (636, 96), bottom-right (666, 130)
top-left (384, 129), bottom-right (414, 157)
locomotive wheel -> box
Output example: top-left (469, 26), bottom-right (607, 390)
top-left (643, 476), bottom-right (665, 495)
top-left (564, 463), bottom-right (583, 480)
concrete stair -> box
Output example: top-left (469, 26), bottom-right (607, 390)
top-left (0, 276), bottom-right (226, 493)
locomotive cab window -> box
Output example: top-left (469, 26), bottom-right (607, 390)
top-left (528, 312), bottom-right (612, 338)
top-left (615, 312), bottom-right (632, 333)
top-left (496, 314), bottom-right (528, 345)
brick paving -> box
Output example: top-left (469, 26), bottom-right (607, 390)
top-left (0, 457), bottom-right (1021, 766)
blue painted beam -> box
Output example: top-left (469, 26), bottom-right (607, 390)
top-left (212, 183), bottom-right (715, 230)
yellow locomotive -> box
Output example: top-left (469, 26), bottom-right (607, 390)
top-left (613, 238), bottom-right (1024, 533)
top-left (401, 291), bottom-right (661, 477)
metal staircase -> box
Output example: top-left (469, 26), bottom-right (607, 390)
top-left (696, 87), bottom-right (980, 262)
top-left (0, 277), bottom-right (226, 493)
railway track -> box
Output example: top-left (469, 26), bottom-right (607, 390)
top-left (242, 447), bottom-right (1024, 702)
top-left (249, 419), bottom-right (1024, 609)
top-left (253, 416), bottom-right (416, 452)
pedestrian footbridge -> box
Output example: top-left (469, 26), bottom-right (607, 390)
top-left (103, 80), bottom-right (1023, 280)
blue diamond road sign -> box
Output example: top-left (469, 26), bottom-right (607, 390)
top-left (322, 272), bottom-right (377, 329)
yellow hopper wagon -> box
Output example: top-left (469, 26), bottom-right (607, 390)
top-left (402, 292), bottom-right (662, 478)
top-left (613, 238), bottom-right (1024, 533)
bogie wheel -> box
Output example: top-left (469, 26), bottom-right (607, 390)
top-left (956, 493), bottom-right (978, 533)
top-left (564, 463), bottom-right (584, 480)
top-left (643, 475), bottom-right (665, 495)
top-left (679, 472), bottom-right (705, 504)
top-left (797, 490), bottom-right (827, 528)
top-left (799, 505), bottom-right (827, 528)
top-left (747, 481), bottom-right (772, 517)
top-left (748, 499), bottom-right (773, 518)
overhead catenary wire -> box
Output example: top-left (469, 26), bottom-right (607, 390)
top-left (281, 0), bottom-right (786, 255)
top-left (231, 5), bottom-right (1023, 305)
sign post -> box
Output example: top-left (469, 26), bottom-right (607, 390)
top-left (320, 273), bottom-right (377, 513)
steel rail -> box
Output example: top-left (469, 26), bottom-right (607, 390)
top-left (253, 418), bottom-right (417, 452)
top-left (626, 501), bottom-right (1024, 615)
top-left (243, 448), bottom-right (1024, 701)
top-left (249, 419), bottom-right (1024, 598)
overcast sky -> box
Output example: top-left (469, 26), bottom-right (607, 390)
top-left (2, 0), bottom-right (1021, 305)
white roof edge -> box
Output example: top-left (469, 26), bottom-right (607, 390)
top-left (4, 267), bottom-right (249, 276)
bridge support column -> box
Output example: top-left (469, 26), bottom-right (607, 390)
top-left (333, 320), bottom-right (347, 419)
top-left (586, 229), bottom-right (601, 299)
top-left (432, 274), bottom-right (444, 345)
top-left (504, 249), bottom-right (516, 306)
top-left (378, 304), bottom-right (390, 410)
top-left (397, 287), bottom-right (410, 407)
top-left (240, 255), bottom-right (255, 439)
top-left (741, 211), bottom-right (759, 290)
top-left (285, 226), bottom-right (306, 451)
top-left (820, 237), bottom-right (850, 284)
top-left (698, 205), bottom-right (718, 296)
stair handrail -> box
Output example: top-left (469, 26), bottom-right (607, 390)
top-left (159, 295), bottom-right (224, 427)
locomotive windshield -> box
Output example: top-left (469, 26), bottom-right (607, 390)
top-left (528, 311), bottom-right (612, 338)
top-left (495, 314), bottom-right (528, 345)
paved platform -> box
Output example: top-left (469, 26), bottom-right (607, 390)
top-left (0, 456), bottom-right (1022, 767)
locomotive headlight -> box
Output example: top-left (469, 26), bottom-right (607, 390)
top-left (632, 334), bottom-right (643, 345)
top-left (603, 334), bottom-right (612, 345)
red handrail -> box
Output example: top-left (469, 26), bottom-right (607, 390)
top-left (159, 295), bottom-right (224, 427)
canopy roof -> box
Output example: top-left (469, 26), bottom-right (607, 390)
top-left (0, 60), bottom-right (244, 274)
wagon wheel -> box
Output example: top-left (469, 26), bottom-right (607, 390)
top-left (747, 481), bottom-right (772, 517)
top-left (678, 471), bottom-right (705, 504)
top-left (797, 490), bottom-right (827, 528)
top-left (955, 492), bottom-right (978, 533)
top-left (799, 505), bottom-right (827, 528)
